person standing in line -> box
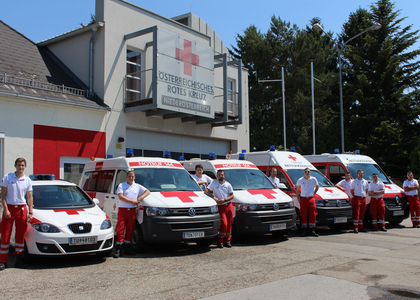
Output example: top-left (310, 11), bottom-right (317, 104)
top-left (296, 168), bottom-right (319, 237)
top-left (368, 173), bottom-right (387, 231)
top-left (114, 171), bottom-right (150, 258)
top-left (192, 164), bottom-right (213, 189)
top-left (0, 158), bottom-right (33, 270)
top-left (350, 169), bottom-right (369, 233)
top-left (268, 168), bottom-right (281, 188)
top-left (336, 172), bottom-right (353, 199)
top-left (205, 170), bottom-right (234, 248)
top-left (403, 171), bottom-right (420, 228)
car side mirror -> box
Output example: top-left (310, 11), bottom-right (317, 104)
top-left (93, 198), bottom-right (100, 205)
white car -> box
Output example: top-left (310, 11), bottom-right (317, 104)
top-left (23, 175), bottom-right (114, 259)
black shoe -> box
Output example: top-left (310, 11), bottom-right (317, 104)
top-left (224, 242), bottom-right (232, 248)
top-left (217, 243), bottom-right (224, 248)
top-left (359, 228), bottom-right (367, 232)
top-left (309, 229), bottom-right (319, 237)
top-left (0, 263), bottom-right (6, 271)
top-left (372, 227), bottom-right (378, 231)
top-left (123, 243), bottom-right (136, 256)
top-left (354, 229), bottom-right (358, 234)
top-left (113, 244), bottom-right (122, 258)
top-left (379, 227), bottom-right (387, 232)
top-left (301, 228), bottom-right (307, 237)
top-left (14, 253), bottom-right (27, 269)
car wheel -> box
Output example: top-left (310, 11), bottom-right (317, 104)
top-left (22, 242), bottom-right (33, 263)
top-left (290, 208), bottom-right (301, 233)
top-left (131, 222), bottom-right (148, 253)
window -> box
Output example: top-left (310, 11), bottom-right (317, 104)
top-left (126, 49), bottom-right (142, 102)
top-left (60, 157), bottom-right (90, 185)
top-left (114, 170), bottom-right (128, 193)
top-left (227, 79), bottom-right (237, 115)
top-left (316, 165), bottom-right (326, 175)
top-left (329, 165), bottom-right (346, 184)
top-left (81, 170), bottom-right (115, 193)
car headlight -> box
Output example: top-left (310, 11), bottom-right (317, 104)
top-left (145, 207), bottom-right (171, 216)
top-left (315, 199), bottom-right (326, 206)
top-left (236, 203), bottom-right (260, 211)
top-left (32, 223), bottom-right (60, 233)
top-left (288, 201), bottom-right (294, 208)
top-left (210, 205), bottom-right (218, 214)
top-left (100, 219), bottom-right (112, 230)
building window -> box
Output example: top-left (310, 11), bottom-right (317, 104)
top-left (60, 157), bottom-right (91, 185)
top-left (227, 79), bottom-right (237, 115)
top-left (126, 49), bottom-right (142, 102)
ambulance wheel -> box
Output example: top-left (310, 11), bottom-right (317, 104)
top-left (196, 238), bottom-right (214, 247)
top-left (290, 209), bottom-right (301, 233)
top-left (132, 223), bottom-right (148, 253)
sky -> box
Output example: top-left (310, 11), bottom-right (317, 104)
top-left (1, 0), bottom-right (419, 52)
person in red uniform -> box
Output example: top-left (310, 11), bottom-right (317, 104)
top-left (296, 168), bottom-right (319, 237)
top-left (368, 173), bottom-right (387, 231)
top-left (205, 170), bottom-right (234, 248)
top-left (350, 169), bottom-right (369, 233)
top-left (403, 171), bottom-right (420, 228)
top-left (0, 158), bottom-right (33, 270)
top-left (113, 170), bottom-right (150, 258)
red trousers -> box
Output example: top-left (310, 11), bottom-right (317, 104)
top-left (370, 198), bottom-right (385, 228)
top-left (218, 202), bottom-right (233, 244)
top-left (0, 205), bottom-right (28, 263)
top-left (407, 195), bottom-right (420, 225)
top-left (115, 207), bottom-right (136, 244)
top-left (352, 197), bottom-right (366, 230)
top-left (300, 197), bottom-right (317, 228)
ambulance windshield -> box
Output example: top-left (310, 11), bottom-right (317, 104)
top-left (223, 169), bottom-right (276, 190)
top-left (134, 168), bottom-right (201, 192)
top-left (346, 164), bottom-right (390, 183)
top-left (286, 169), bottom-right (333, 187)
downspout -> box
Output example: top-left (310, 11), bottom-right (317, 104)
top-left (89, 22), bottom-right (104, 96)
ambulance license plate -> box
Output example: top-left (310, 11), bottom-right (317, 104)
top-left (270, 223), bottom-right (286, 231)
top-left (69, 236), bottom-right (97, 245)
top-left (183, 232), bottom-right (205, 239)
top-left (393, 210), bottom-right (404, 216)
top-left (334, 217), bottom-right (347, 223)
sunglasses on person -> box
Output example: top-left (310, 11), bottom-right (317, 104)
top-left (304, 171), bottom-right (311, 174)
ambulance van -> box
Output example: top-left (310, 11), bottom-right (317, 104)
top-left (79, 155), bottom-right (220, 252)
top-left (305, 152), bottom-right (409, 225)
top-left (181, 155), bottom-right (296, 236)
top-left (230, 147), bottom-right (353, 231)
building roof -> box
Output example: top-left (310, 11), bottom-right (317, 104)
top-left (0, 20), bottom-right (108, 110)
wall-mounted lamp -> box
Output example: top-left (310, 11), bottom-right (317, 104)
top-left (118, 137), bottom-right (125, 143)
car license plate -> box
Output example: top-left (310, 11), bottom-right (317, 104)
top-left (69, 236), bottom-right (97, 245)
top-left (334, 217), bottom-right (347, 224)
top-left (270, 223), bottom-right (286, 231)
top-left (183, 232), bottom-right (205, 239)
top-left (393, 210), bottom-right (404, 216)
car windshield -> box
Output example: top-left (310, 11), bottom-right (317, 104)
top-left (33, 185), bottom-right (93, 208)
top-left (346, 164), bottom-right (391, 183)
top-left (223, 169), bottom-right (276, 190)
top-left (286, 169), bottom-right (334, 187)
top-left (134, 168), bottom-right (201, 192)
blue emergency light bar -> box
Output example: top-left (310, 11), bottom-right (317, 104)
top-left (290, 146), bottom-right (296, 152)
top-left (164, 150), bottom-right (171, 158)
top-left (239, 153), bottom-right (245, 160)
top-left (30, 174), bottom-right (55, 181)
top-left (179, 156), bottom-right (185, 161)
top-left (334, 148), bottom-right (339, 154)
top-left (270, 145), bottom-right (275, 151)
top-left (242, 149), bottom-right (246, 153)
top-left (209, 152), bottom-right (215, 160)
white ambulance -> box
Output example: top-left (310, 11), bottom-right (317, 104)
top-left (304, 152), bottom-right (409, 225)
top-left (79, 156), bottom-right (220, 252)
top-left (181, 156), bottom-right (296, 236)
top-left (230, 147), bottom-right (353, 231)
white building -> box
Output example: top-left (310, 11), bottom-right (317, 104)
top-left (0, 0), bottom-right (249, 183)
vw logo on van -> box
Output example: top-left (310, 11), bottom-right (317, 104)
top-left (188, 207), bottom-right (196, 216)
top-left (273, 203), bottom-right (279, 211)
top-left (336, 200), bottom-right (342, 207)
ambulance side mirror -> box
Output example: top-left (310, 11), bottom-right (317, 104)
top-left (278, 183), bottom-right (287, 190)
top-left (93, 198), bottom-right (100, 205)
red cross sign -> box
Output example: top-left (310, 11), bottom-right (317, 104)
top-left (53, 209), bottom-right (85, 215)
top-left (288, 155), bottom-right (297, 161)
top-left (247, 189), bottom-right (277, 199)
top-left (385, 185), bottom-right (391, 189)
top-left (176, 39), bottom-right (199, 76)
top-left (324, 189), bottom-right (333, 193)
top-left (160, 191), bottom-right (197, 203)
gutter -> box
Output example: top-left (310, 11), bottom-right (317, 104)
top-left (89, 22), bottom-right (104, 93)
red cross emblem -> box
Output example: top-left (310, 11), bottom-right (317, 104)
top-left (113, 203), bottom-right (117, 211)
top-left (161, 192), bottom-right (197, 203)
top-left (385, 185), bottom-right (391, 189)
top-left (247, 189), bottom-right (277, 199)
top-left (288, 155), bottom-right (297, 161)
top-left (53, 209), bottom-right (85, 215)
top-left (324, 189), bottom-right (333, 193)
top-left (176, 39), bottom-right (199, 76)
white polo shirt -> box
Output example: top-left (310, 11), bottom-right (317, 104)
top-left (403, 179), bottom-right (419, 196)
top-left (0, 173), bottom-right (32, 205)
top-left (296, 176), bottom-right (319, 197)
top-left (192, 174), bottom-right (213, 185)
top-left (116, 181), bottom-right (147, 208)
top-left (207, 180), bottom-right (233, 205)
top-left (337, 179), bottom-right (353, 198)
top-left (351, 178), bottom-right (369, 197)
top-left (269, 176), bottom-right (280, 188)
top-left (368, 181), bottom-right (385, 198)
